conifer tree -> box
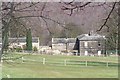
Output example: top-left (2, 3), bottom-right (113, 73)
top-left (26, 28), bottom-right (32, 51)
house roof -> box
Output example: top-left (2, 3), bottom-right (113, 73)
top-left (0, 37), bottom-right (39, 43)
top-left (52, 38), bottom-right (76, 44)
top-left (77, 34), bottom-right (106, 41)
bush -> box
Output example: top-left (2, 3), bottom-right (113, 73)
top-left (16, 47), bottom-right (23, 52)
top-left (22, 45), bottom-right (27, 50)
top-left (33, 46), bottom-right (38, 51)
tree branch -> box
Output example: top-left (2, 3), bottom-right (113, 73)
top-left (15, 2), bottom-right (39, 11)
top-left (15, 15), bottom-right (67, 28)
top-left (61, 2), bottom-right (91, 16)
top-left (97, 2), bottom-right (117, 32)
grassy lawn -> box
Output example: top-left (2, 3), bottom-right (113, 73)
top-left (2, 52), bottom-right (118, 78)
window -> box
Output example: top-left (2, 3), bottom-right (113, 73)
top-left (85, 51), bottom-right (88, 56)
top-left (84, 42), bottom-right (88, 47)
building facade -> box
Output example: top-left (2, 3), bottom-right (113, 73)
top-left (0, 37), bottom-right (40, 50)
top-left (52, 33), bottom-right (106, 56)
top-left (77, 34), bottom-right (106, 56)
top-left (52, 38), bottom-right (76, 52)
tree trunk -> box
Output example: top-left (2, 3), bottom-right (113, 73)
top-left (118, 2), bottom-right (120, 56)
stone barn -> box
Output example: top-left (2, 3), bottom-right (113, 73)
top-left (52, 38), bottom-right (76, 52)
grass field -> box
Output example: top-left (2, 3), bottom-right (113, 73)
top-left (2, 52), bottom-right (118, 78)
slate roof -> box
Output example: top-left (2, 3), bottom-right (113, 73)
top-left (77, 34), bottom-right (106, 41)
top-left (0, 37), bottom-right (39, 43)
top-left (52, 38), bottom-right (76, 44)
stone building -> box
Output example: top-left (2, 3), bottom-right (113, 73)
top-left (52, 38), bottom-right (76, 52)
top-left (0, 37), bottom-right (40, 50)
top-left (77, 34), bottom-right (106, 56)
top-left (52, 33), bottom-right (106, 56)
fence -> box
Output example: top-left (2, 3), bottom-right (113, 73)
top-left (21, 57), bottom-right (118, 67)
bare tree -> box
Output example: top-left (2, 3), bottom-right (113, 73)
top-left (1, 2), bottom-right (119, 57)
top-left (61, 1), bottom-right (119, 55)
top-left (118, 2), bottom-right (120, 56)
top-left (60, 2), bottom-right (118, 32)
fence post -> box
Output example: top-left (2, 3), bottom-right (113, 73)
top-left (6, 74), bottom-right (10, 78)
top-left (22, 57), bottom-right (24, 63)
top-left (64, 60), bottom-right (67, 66)
top-left (85, 61), bottom-right (88, 67)
top-left (106, 62), bottom-right (109, 67)
top-left (43, 58), bottom-right (45, 65)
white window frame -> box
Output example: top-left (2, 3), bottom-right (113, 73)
top-left (84, 42), bottom-right (88, 47)
top-left (85, 51), bottom-right (88, 56)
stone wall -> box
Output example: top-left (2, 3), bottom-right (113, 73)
top-left (79, 40), bottom-right (105, 56)
top-left (52, 38), bottom-right (76, 52)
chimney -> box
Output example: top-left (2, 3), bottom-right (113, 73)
top-left (88, 30), bottom-right (94, 36)
top-left (88, 31), bottom-right (91, 36)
